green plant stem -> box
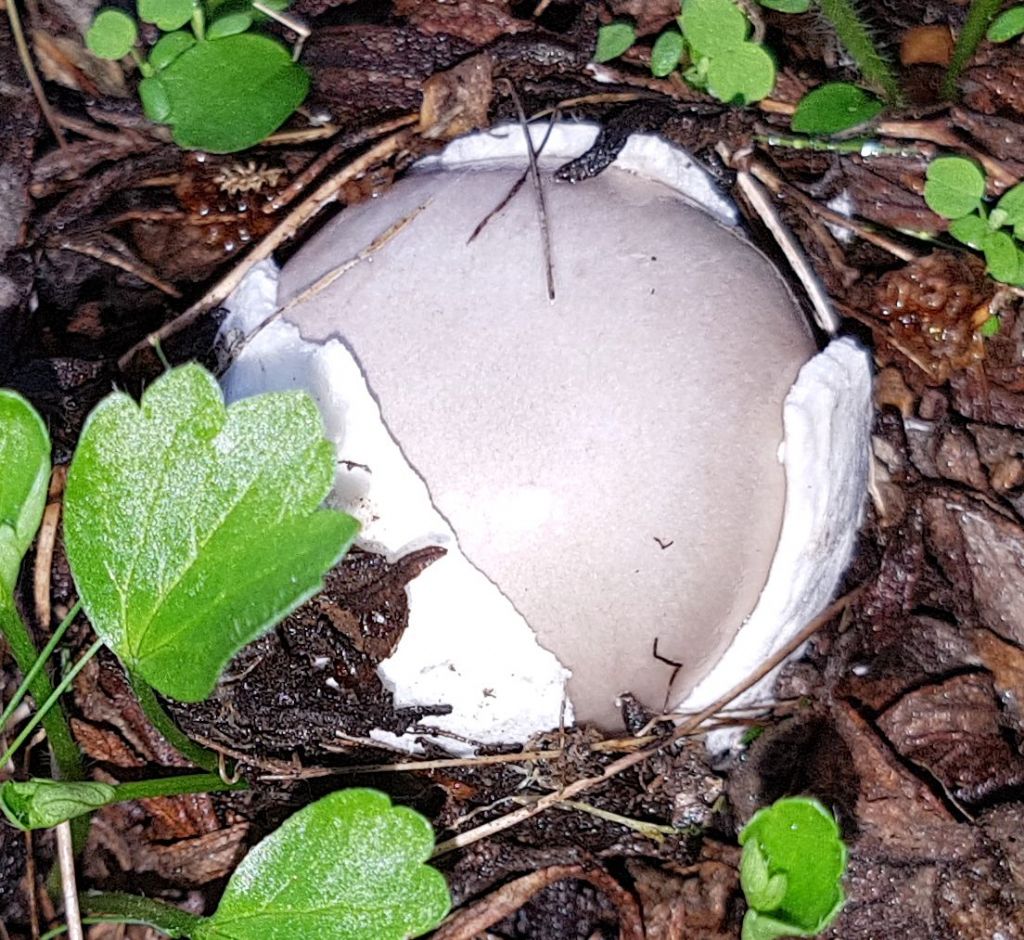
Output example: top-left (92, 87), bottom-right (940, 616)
top-left (113, 771), bottom-right (246, 803)
top-left (0, 601), bottom-right (82, 735)
top-left (191, 3), bottom-right (205, 40)
top-left (128, 673), bottom-right (219, 773)
top-left (80, 893), bottom-right (204, 938)
top-left (942, 0), bottom-right (1002, 100)
top-left (0, 595), bottom-right (83, 781)
top-left (816, 0), bottom-right (901, 103)
top-left (0, 638), bottom-right (102, 769)
top-left (40, 918), bottom-right (153, 940)
top-left (130, 48), bottom-right (155, 78)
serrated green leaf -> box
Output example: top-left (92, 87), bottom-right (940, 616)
top-left (739, 797), bottom-right (847, 933)
top-left (982, 230), bottom-right (1020, 282)
top-left (86, 9), bottom-right (138, 60)
top-left (138, 0), bottom-right (195, 31)
top-left (924, 156), bottom-right (986, 219)
top-left (145, 33), bottom-right (309, 152)
top-left (995, 182), bottom-right (1024, 227)
top-left (0, 391), bottom-right (50, 597)
top-left (194, 789), bottom-right (450, 940)
top-left (0, 779), bottom-right (116, 831)
top-left (207, 11), bottom-right (253, 39)
top-left (594, 21), bottom-right (636, 62)
top-left (758, 0), bottom-right (810, 11)
top-left (63, 364), bottom-right (359, 702)
top-left (680, 0), bottom-right (749, 56)
top-left (791, 83), bottom-right (883, 135)
top-left (987, 6), bottom-right (1024, 42)
top-left (148, 30), bottom-right (196, 71)
top-left (706, 41), bottom-right (775, 103)
top-left (650, 30), bottom-right (685, 77)
top-left (948, 213), bottom-right (990, 248)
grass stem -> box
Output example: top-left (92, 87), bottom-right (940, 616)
top-left (942, 0), bottom-right (1002, 99)
top-left (816, 0), bottom-right (901, 103)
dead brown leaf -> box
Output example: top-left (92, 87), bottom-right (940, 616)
top-left (627, 853), bottom-right (738, 940)
top-left (419, 54), bottom-right (494, 140)
top-left (31, 29), bottom-right (127, 98)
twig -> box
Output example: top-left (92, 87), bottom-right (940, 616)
top-left (551, 798), bottom-right (680, 842)
top-left (118, 127), bottom-right (416, 371)
top-left (263, 113), bottom-right (418, 215)
top-left (54, 238), bottom-right (182, 298)
top-left (433, 584), bottom-right (865, 857)
top-left (499, 79), bottom-right (555, 301)
top-left (225, 201), bottom-right (429, 365)
top-left (432, 864), bottom-right (644, 940)
top-left (32, 467), bottom-right (64, 627)
top-left (55, 823), bottom-right (83, 940)
top-left (4, 0), bottom-right (66, 148)
top-left (23, 831), bottom-right (40, 940)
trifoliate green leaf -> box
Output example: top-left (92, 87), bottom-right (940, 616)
top-left (194, 789), bottom-right (451, 940)
top-left (791, 83), bottom-right (883, 134)
top-left (948, 213), bottom-right (991, 249)
top-left (85, 9), bottom-right (138, 60)
top-left (982, 230), bottom-right (1020, 283)
top-left (594, 21), bottom-right (636, 62)
top-left (148, 30), bottom-right (196, 71)
top-left (142, 33), bottom-right (309, 152)
top-left (650, 30), bottom-right (685, 77)
top-left (63, 364), bottom-right (359, 702)
top-left (739, 797), bottom-right (847, 936)
top-left (924, 156), bottom-right (986, 219)
top-left (706, 41), bottom-right (775, 103)
top-left (138, 0), bottom-right (195, 31)
top-left (0, 779), bottom-right (115, 831)
top-left (987, 6), bottom-right (1024, 42)
top-left (207, 11), bottom-right (253, 39)
top-left (0, 391), bottom-right (50, 597)
top-left (679, 0), bottom-right (749, 57)
top-left (758, 0), bottom-right (810, 11)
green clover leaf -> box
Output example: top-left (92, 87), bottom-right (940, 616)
top-left (594, 21), bottom-right (637, 63)
top-left (706, 41), bottom-right (775, 104)
top-left (0, 780), bottom-right (115, 831)
top-left (924, 156), bottom-right (986, 219)
top-left (791, 83), bottom-right (883, 135)
top-left (138, 0), bottom-right (196, 32)
top-left (680, 0), bottom-right (749, 57)
top-left (63, 364), bottom-right (358, 702)
top-left (650, 30), bottom-right (685, 77)
top-left (194, 789), bottom-right (451, 940)
top-left (85, 8), bottom-right (138, 60)
top-left (758, 0), bottom-right (810, 11)
top-left (987, 6), bottom-right (1024, 43)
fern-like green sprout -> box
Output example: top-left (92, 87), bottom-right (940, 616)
top-left (942, 0), bottom-right (1003, 100)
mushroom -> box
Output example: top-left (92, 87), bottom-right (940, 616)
top-left (222, 125), bottom-right (871, 744)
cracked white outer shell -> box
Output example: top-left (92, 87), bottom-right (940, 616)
top-left (221, 125), bottom-right (871, 747)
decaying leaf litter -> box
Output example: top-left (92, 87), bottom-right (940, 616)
top-left (2, 0), bottom-right (1024, 937)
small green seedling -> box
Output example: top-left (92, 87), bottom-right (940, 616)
top-left (791, 82), bottom-right (883, 135)
top-left (987, 5), bottom-right (1024, 42)
top-left (86, 0), bottom-right (307, 152)
top-left (595, 0), bottom-right (776, 104)
top-left (739, 796), bottom-right (848, 940)
top-left (925, 155), bottom-right (1024, 293)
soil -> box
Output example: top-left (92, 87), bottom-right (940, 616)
top-left (2, 1), bottom-right (1024, 938)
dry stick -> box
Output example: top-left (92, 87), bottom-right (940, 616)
top-left (432, 584), bottom-right (865, 858)
top-left (55, 822), bottom-right (83, 940)
top-left (719, 143), bottom-right (839, 335)
top-left (499, 79), bottom-right (555, 301)
top-left (225, 202), bottom-right (430, 367)
top-left (33, 467), bottom-right (65, 627)
top-left (262, 113), bottom-right (418, 215)
top-left (55, 238), bottom-right (182, 299)
top-left (4, 0), bottom-right (66, 149)
top-left (877, 118), bottom-right (1018, 190)
top-left (117, 127), bottom-right (416, 372)
top-left (745, 156), bottom-right (921, 263)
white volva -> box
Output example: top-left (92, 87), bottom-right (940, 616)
top-left (221, 125), bottom-right (871, 749)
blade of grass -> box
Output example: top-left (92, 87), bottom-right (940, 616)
top-left (942, 0), bottom-right (1002, 99)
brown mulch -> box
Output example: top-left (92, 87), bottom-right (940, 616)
top-left (2, 1), bottom-right (1024, 938)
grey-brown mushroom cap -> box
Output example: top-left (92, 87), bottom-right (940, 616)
top-left (278, 160), bottom-right (816, 729)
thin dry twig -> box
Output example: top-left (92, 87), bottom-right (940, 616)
top-left (118, 126), bottom-right (417, 371)
top-left (432, 863), bottom-right (644, 940)
top-left (4, 0), bottom-right (66, 148)
top-left (55, 822), bottom-right (83, 940)
top-left (55, 237), bottom-right (182, 298)
top-left (33, 467), bottom-right (65, 627)
top-left (433, 584), bottom-right (865, 857)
